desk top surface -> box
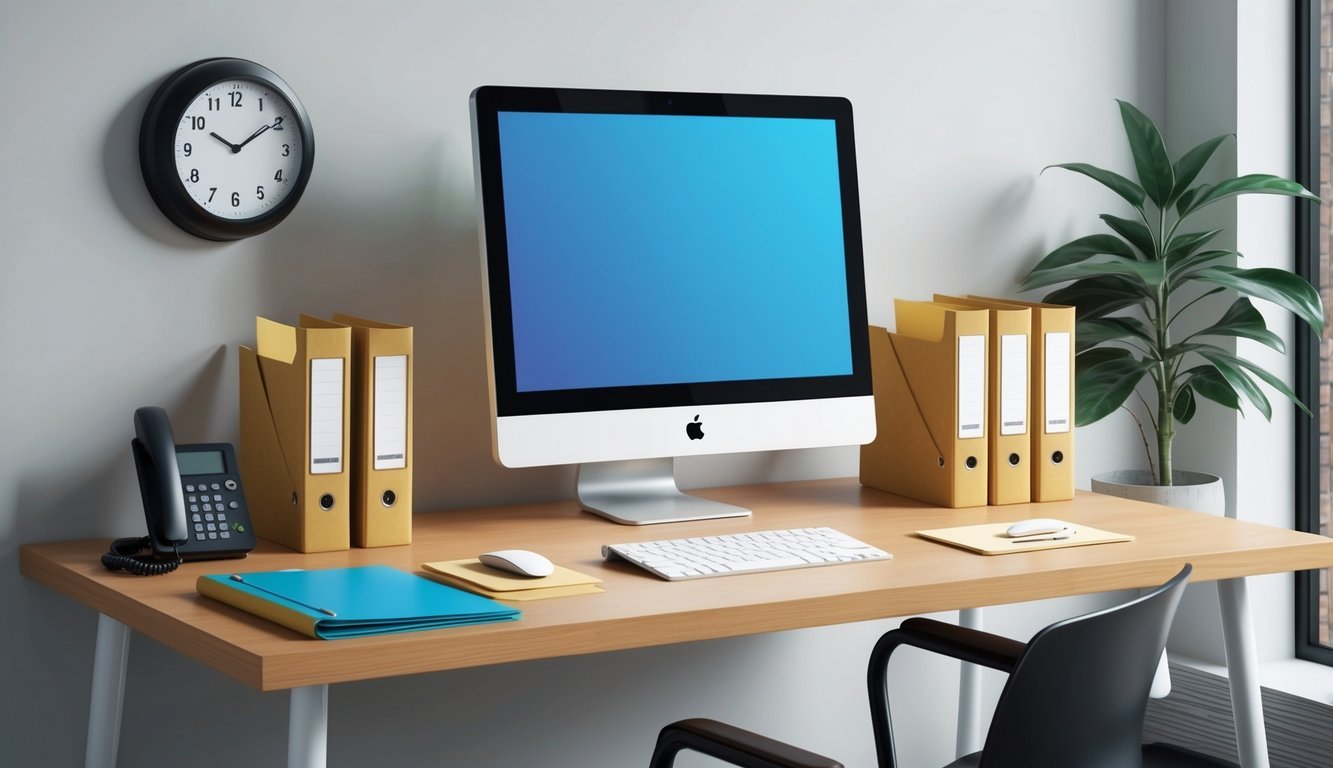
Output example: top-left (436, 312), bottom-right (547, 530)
top-left (20, 478), bottom-right (1333, 691)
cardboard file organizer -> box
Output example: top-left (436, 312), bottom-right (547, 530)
top-left (240, 316), bottom-right (352, 553)
top-left (860, 301), bottom-right (990, 508)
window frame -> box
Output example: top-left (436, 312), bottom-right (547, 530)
top-left (1294, 0), bottom-right (1333, 665)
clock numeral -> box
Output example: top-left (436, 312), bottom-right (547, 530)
top-left (274, 169), bottom-right (284, 182)
top-left (258, 97), bottom-right (263, 112)
top-left (231, 192), bottom-right (240, 208)
top-left (256, 186), bottom-right (265, 200)
top-left (282, 144), bottom-right (290, 157)
top-left (182, 143), bottom-right (192, 157)
top-left (207, 97), bottom-right (220, 112)
top-left (229, 91), bottom-right (242, 108)
top-left (272, 116), bottom-right (284, 132)
top-left (207, 187), bottom-right (217, 203)
top-left (190, 116), bottom-right (206, 131)
top-left (188, 169), bottom-right (199, 183)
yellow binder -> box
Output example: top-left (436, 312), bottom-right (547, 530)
top-left (968, 296), bottom-right (1075, 502)
top-left (239, 315), bottom-right (351, 553)
top-left (332, 313), bottom-right (413, 548)
top-left (935, 295), bottom-right (1032, 505)
top-left (860, 300), bottom-right (989, 508)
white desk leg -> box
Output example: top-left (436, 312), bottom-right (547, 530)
top-left (956, 607), bottom-right (983, 758)
top-left (288, 684), bottom-right (328, 768)
top-left (85, 614), bottom-right (130, 768)
top-left (1217, 577), bottom-right (1270, 768)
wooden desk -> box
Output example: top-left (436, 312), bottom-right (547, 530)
top-left (22, 479), bottom-right (1333, 768)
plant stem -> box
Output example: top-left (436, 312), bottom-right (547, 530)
top-left (1121, 404), bottom-right (1157, 481)
top-left (1155, 203), bottom-right (1174, 486)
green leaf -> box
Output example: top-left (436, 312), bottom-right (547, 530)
top-left (1186, 298), bottom-right (1284, 353)
top-left (1075, 316), bottom-right (1156, 353)
top-left (1163, 229), bottom-right (1222, 262)
top-left (1192, 266), bottom-right (1325, 336)
top-left (1025, 234), bottom-right (1138, 277)
top-left (1182, 365), bottom-right (1241, 410)
top-left (1100, 214), bottom-right (1155, 259)
top-left (1165, 249), bottom-right (1236, 283)
top-left (1075, 352), bottom-right (1153, 426)
top-left (1176, 184), bottom-right (1207, 216)
top-left (1230, 354), bottom-right (1312, 417)
top-left (1183, 174), bottom-right (1320, 215)
top-left (1117, 100), bottom-right (1174, 207)
top-left (1044, 162), bottom-right (1146, 209)
top-left (1194, 347), bottom-right (1272, 419)
top-left (1021, 257), bottom-right (1165, 293)
top-left (1172, 384), bottom-right (1197, 425)
top-left (1170, 134), bottom-right (1230, 203)
top-left (1043, 275), bottom-right (1148, 320)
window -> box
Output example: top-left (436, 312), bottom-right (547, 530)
top-left (1297, 0), bottom-right (1333, 664)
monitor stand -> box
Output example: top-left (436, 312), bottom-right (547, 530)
top-left (576, 458), bottom-right (752, 525)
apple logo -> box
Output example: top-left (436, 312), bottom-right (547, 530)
top-left (685, 414), bottom-right (704, 440)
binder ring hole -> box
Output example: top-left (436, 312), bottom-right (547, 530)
top-left (965, 456), bottom-right (978, 470)
top-left (1051, 450), bottom-right (1065, 465)
top-left (381, 489), bottom-right (397, 507)
top-left (1009, 453), bottom-right (1020, 466)
top-left (319, 493), bottom-right (335, 511)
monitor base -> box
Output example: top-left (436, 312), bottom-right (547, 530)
top-left (576, 458), bottom-right (752, 525)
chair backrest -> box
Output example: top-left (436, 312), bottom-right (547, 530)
top-left (978, 564), bottom-right (1192, 768)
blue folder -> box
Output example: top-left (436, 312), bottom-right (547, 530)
top-left (197, 565), bottom-right (521, 639)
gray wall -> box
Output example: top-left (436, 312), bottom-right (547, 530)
top-left (1, 2), bottom-right (1166, 766)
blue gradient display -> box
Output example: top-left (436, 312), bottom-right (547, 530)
top-left (497, 111), bottom-right (852, 393)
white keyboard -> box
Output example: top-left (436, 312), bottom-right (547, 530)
top-left (602, 526), bottom-right (891, 581)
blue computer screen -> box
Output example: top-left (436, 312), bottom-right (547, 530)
top-left (497, 111), bottom-right (853, 393)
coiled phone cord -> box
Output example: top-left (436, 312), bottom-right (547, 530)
top-left (101, 537), bottom-right (181, 576)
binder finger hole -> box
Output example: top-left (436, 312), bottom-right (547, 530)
top-left (1009, 453), bottom-right (1020, 466)
top-left (319, 493), bottom-right (335, 511)
top-left (1052, 450), bottom-right (1065, 465)
top-left (937, 457), bottom-right (946, 468)
top-left (381, 489), bottom-right (397, 507)
top-left (965, 456), bottom-right (978, 470)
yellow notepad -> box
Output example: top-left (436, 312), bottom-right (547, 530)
top-left (421, 559), bottom-right (604, 601)
top-left (915, 521), bottom-right (1133, 555)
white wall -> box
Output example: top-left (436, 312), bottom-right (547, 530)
top-left (0, 2), bottom-right (1167, 765)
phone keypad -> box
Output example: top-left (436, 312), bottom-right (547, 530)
top-left (184, 479), bottom-right (242, 542)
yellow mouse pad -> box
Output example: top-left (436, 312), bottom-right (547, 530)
top-left (915, 521), bottom-right (1133, 555)
top-left (421, 559), bottom-right (604, 601)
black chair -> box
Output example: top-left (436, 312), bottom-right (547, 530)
top-left (650, 564), bottom-right (1233, 768)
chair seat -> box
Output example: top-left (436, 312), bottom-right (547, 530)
top-left (942, 753), bottom-right (981, 768)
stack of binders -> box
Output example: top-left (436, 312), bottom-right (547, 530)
top-left (239, 314), bottom-right (414, 553)
top-left (859, 296), bottom-right (1075, 508)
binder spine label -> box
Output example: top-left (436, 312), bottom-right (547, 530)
top-left (373, 355), bottom-right (408, 470)
top-left (957, 335), bottom-right (985, 439)
top-left (999, 334), bottom-right (1028, 436)
top-left (1044, 332), bottom-right (1071, 434)
top-left (310, 358), bottom-right (345, 474)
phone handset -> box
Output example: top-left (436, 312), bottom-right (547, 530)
top-left (102, 407), bottom-right (189, 575)
top-left (133, 407), bottom-right (188, 545)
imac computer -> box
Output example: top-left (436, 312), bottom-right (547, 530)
top-left (470, 86), bottom-right (875, 525)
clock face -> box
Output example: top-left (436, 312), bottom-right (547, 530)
top-left (173, 79), bottom-right (305, 220)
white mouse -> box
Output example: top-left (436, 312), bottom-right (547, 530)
top-left (1005, 518), bottom-right (1073, 538)
top-left (479, 549), bottom-right (555, 578)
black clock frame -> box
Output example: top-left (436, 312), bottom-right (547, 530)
top-left (139, 58), bottom-right (315, 241)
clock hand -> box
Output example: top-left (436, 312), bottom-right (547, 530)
top-left (235, 121), bottom-right (277, 151)
top-left (209, 131), bottom-right (241, 153)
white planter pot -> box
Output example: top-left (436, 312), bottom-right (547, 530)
top-left (1090, 469), bottom-right (1225, 516)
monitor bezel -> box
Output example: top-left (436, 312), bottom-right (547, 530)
top-left (472, 85), bottom-right (872, 419)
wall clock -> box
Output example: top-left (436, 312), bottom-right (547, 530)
top-left (139, 58), bottom-right (315, 241)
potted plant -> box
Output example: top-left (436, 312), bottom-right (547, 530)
top-left (1021, 100), bottom-right (1324, 505)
